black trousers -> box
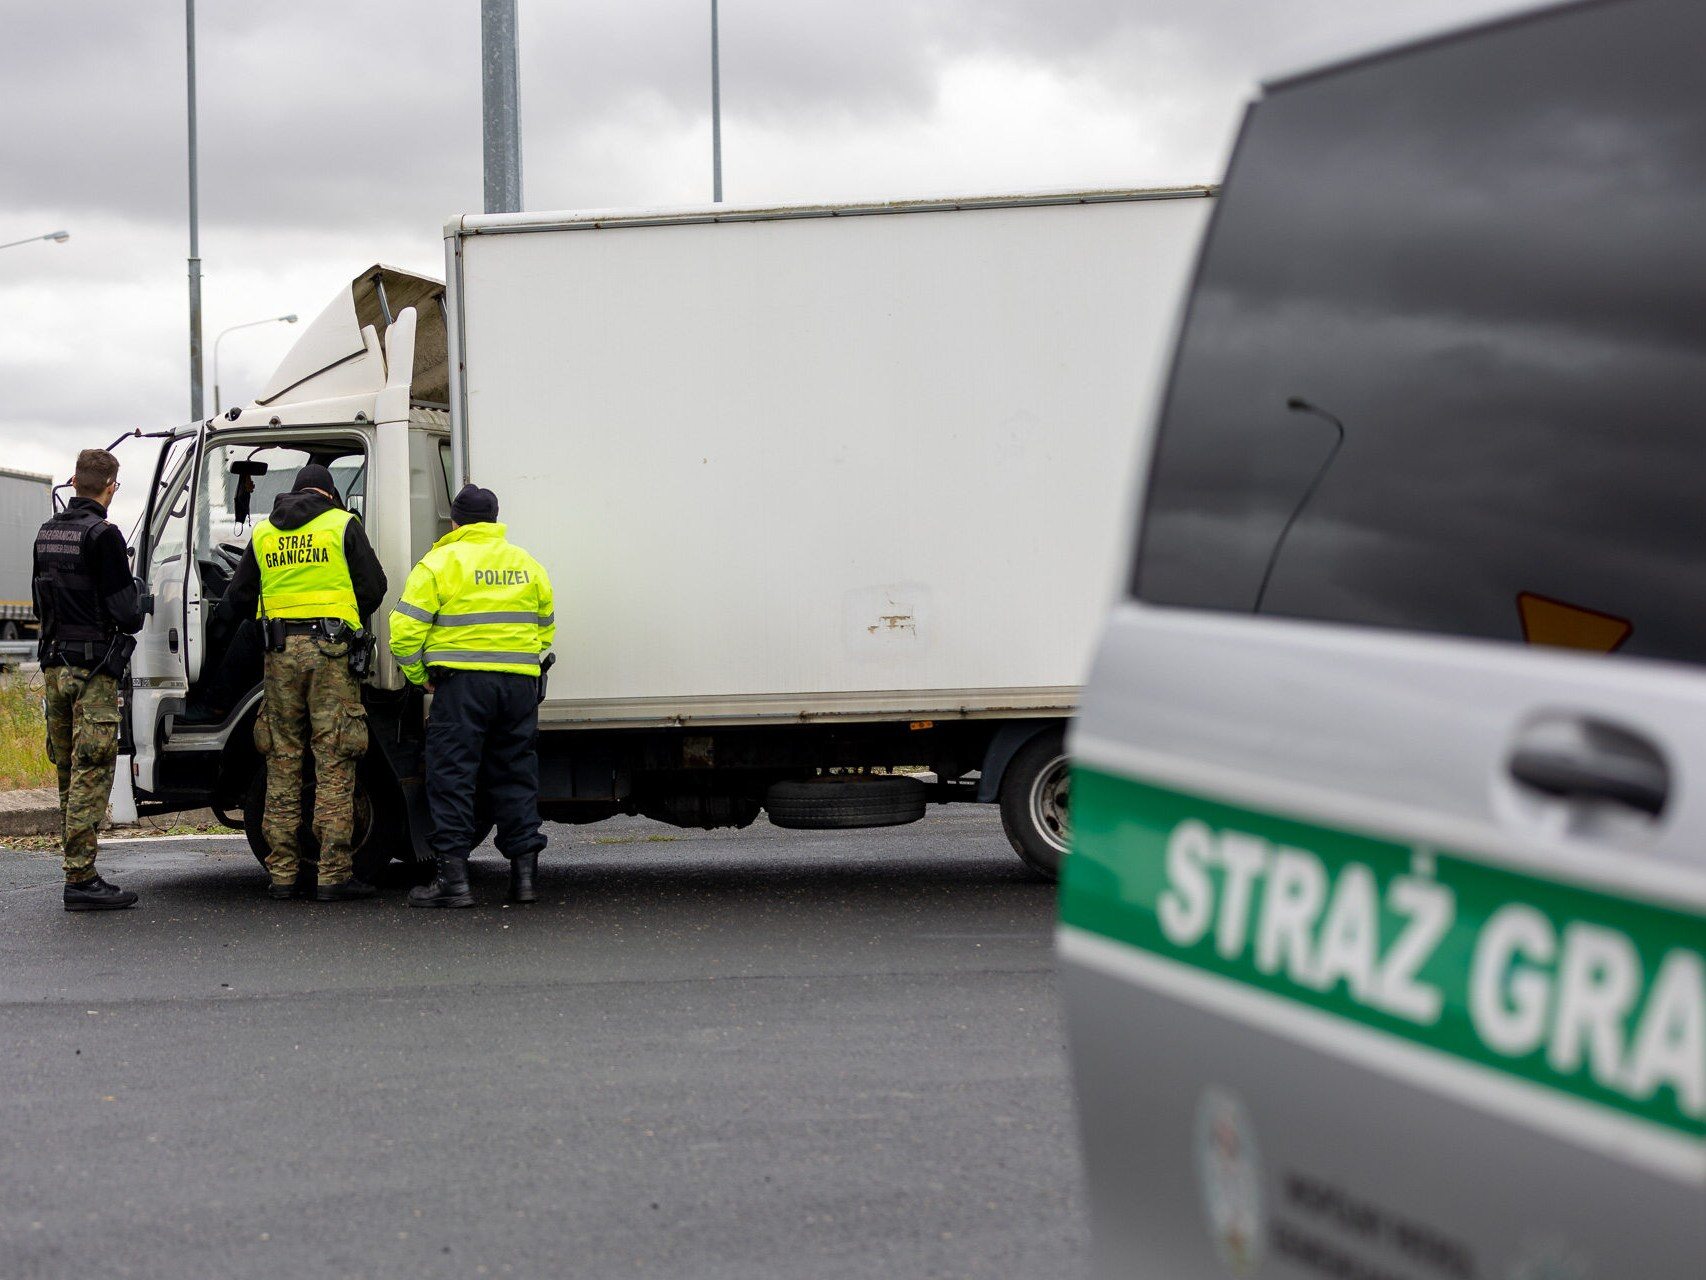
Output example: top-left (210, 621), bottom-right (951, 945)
top-left (425, 669), bottom-right (546, 860)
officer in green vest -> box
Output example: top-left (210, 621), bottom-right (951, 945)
top-left (216, 464), bottom-right (388, 900)
top-left (390, 484), bottom-right (554, 907)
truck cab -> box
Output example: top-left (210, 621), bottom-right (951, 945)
top-left (128, 266), bottom-right (451, 878)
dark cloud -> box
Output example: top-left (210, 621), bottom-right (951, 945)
top-left (1, 1), bottom-right (1537, 234)
top-left (1, 0), bottom-right (1541, 484)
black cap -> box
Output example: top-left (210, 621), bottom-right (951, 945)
top-left (293, 463), bottom-right (339, 498)
top-left (452, 483), bottom-right (499, 525)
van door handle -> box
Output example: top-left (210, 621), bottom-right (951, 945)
top-left (1507, 729), bottom-right (1668, 818)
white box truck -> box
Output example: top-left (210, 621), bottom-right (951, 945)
top-left (120, 188), bottom-right (1212, 881)
top-left (0, 467), bottom-right (54, 641)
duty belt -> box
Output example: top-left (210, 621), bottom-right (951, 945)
top-left (44, 637), bottom-right (114, 667)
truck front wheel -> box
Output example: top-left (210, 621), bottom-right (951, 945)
top-left (999, 728), bottom-right (1072, 880)
top-left (243, 766), bottom-right (388, 886)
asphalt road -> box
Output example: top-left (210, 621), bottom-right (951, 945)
top-left (0, 809), bottom-right (1085, 1280)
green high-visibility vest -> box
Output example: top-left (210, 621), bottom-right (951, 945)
top-left (253, 508), bottom-right (360, 629)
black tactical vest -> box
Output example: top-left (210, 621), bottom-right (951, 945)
top-left (33, 505), bottom-right (115, 658)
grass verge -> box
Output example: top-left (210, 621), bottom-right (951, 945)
top-left (0, 672), bottom-right (53, 792)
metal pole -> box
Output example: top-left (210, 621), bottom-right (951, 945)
top-left (481, 0), bottom-right (522, 214)
top-left (186, 0), bottom-right (204, 421)
top-left (711, 0), bottom-right (723, 202)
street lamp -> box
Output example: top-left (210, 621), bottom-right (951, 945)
top-left (213, 314), bottom-right (299, 413)
top-left (711, 0), bottom-right (723, 202)
top-left (1251, 396), bottom-right (1347, 615)
top-left (0, 229), bottom-right (70, 252)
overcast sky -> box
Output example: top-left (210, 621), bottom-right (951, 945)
top-left (1, 0), bottom-right (1539, 521)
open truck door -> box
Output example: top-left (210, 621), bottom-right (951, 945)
top-left (127, 425), bottom-right (203, 795)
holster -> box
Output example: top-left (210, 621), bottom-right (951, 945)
top-left (98, 632), bottom-right (137, 679)
top-left (348, 630), bottom-right (377, 680)
top-left (537, 652), bottom-right (556, 705)
top-left (265, 617), bottom-right (287, 652)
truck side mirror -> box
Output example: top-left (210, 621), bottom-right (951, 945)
top-left (230, 461), bottom-right (266, 526)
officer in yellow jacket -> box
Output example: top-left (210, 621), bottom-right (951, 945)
top-left (217, 463), bottom-right (388, 900)
top-left (390, 484), bottom-right (554, 906)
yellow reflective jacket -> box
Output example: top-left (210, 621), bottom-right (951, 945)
top-left (388, 522), bottom-right (554, 683)
top-left (253, 507), bottom-right (360, 629)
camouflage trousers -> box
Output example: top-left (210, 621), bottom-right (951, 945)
top-left (42, 665), bottom-right (121, 885)
top-left (255, 633), bottom-right (369, 886)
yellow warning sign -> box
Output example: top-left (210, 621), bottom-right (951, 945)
top-left (1517, 592), bottom-right (1632, 654)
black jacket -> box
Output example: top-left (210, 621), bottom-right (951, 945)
top-left (32, 496), bottom-right (144, 669)
top-left (216, 491), bottom-right (388, 627)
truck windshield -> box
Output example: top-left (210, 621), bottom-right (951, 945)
top-left (193, 439), bottom-right (369, 603)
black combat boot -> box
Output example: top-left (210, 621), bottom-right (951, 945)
top-left (63, 876), bottom-right (139, 912)
top-left (509, 851), bottom-right (538, 904)
top-left (315, 878), bottom-right (378, 901)
top-left (408, 856), bottom-right (474, 908)
top-left (266, 881), bottom-right (297, 901)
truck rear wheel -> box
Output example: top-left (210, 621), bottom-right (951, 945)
top-left (243, 766), bottom-right (388, 886)
top-left (765, 775), bottom-right (926, 830)
top-left (999, 728), bottom-right (1071, 880)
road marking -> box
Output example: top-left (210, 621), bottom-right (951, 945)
top-left (99, 833), bottom-right (249, 847)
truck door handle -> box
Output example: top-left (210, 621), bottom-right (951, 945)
top-left (1507, 719), bottom-right (1668, 818)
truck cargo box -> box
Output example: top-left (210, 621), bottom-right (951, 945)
top-left (446, 189), bottom-right (1214, 729)
top-left (0, 467), bottom-right (53, 634)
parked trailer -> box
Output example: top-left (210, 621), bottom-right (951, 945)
top-left (120, 188), bottom-right (1213, 880)
top-left (0, 468), bottom-right (53, 640)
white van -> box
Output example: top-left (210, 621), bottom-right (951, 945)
top-left (1059, 1), bottom-right (1705, 1276)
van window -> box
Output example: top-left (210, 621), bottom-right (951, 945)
top-left (1134, 0), bottom-right (1706, 665)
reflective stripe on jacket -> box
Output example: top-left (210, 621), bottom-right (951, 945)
top-left (387, 522), bottom-right (554, 683)
top-left (253, 508), bottom-right (360, 628)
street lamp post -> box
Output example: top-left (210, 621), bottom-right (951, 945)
top-left (0, 230), bottom-right (70, 252)
top-left (481, 0), bottom-right (522, 214)
top-left (213, 314), bottom-right (298, 414)
top-left (711, 0), bottom-right (723, 202)
top-left (1251, 396), bottom-right (1347, 615)
top-left (186, 0), bottom-right (204, 423)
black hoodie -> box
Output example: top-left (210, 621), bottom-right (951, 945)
top-left (216, 490), bottom-right (388, 627)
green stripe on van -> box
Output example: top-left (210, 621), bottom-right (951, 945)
top-left (1061, 766), bottom-right (1705, 1140)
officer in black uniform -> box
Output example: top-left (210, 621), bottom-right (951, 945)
top-left (33, 448), bottom-right (146, 911)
